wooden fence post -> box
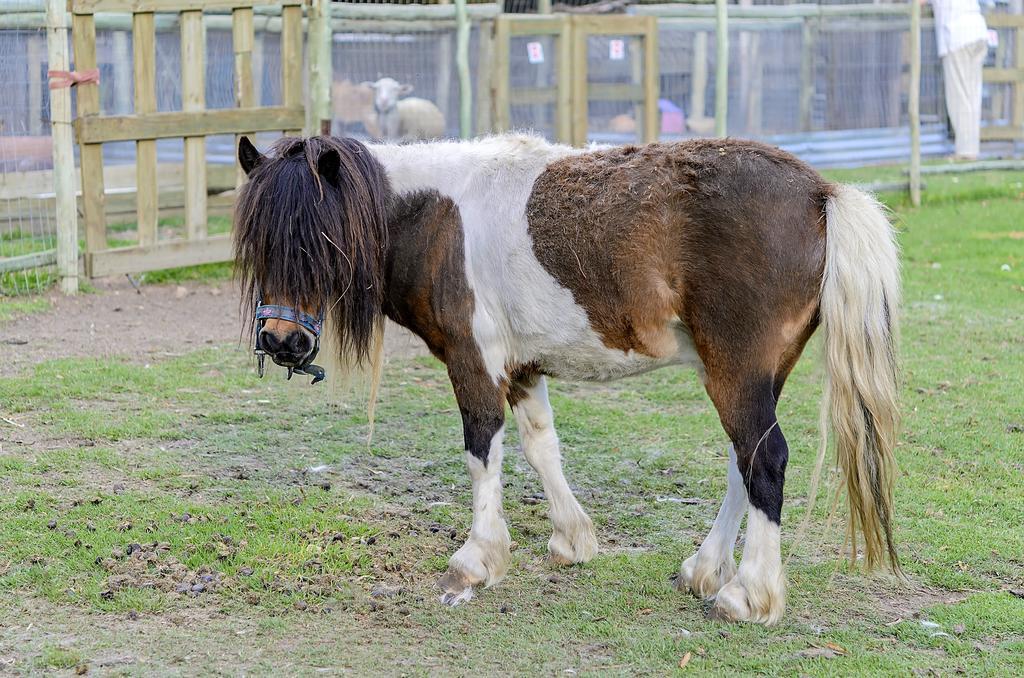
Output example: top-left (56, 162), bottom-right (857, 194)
top-left (181, 9), bottom-right (207, 239)
top-left (643, 17), bottom-right (659, 143)
top-left (70, 10), bottom-right (106, 262)
top-left (281, 2), bottom-right (303, 137)
top-left (134, 12), bottom-right (158, 246)
top-left (307, 0), bottom-right (332, 136)
top-left (492, 16), bottom-right (510, 132)
top-left (714, 0), bottom-right (728, 136)
top-left (233, 6), bottom-right (255, 187)
top-left (46, 0), bottom-right (78, 294)
top-left (455, 0), bottom-right (472, 139)
top-left (909, 0), bottom-right (921, 206)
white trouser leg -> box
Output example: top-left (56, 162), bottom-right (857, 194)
top-left (943, 40), bottom-right (987, 159)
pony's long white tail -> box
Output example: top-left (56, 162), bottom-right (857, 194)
top-left (816, 185), bottom-right (901, 571)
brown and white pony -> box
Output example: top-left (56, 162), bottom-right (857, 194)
top-left (233, 134), bottom-right (900, 624)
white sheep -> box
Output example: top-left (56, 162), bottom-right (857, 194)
top-left (363, 77), bottom-right (446, 142)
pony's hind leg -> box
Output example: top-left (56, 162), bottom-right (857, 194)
top-left (437, 364), bottom-right (512, 607)
top-left (510, 375), bottom-right (597, 565)
top-left (677, 444), bottom-right (746, 598)
top-left (706, 379), bottom-right (789, 624)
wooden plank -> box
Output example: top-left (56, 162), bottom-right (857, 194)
top-left (329, 2), bottom-right (501, 21)
top-left (0, 250), bottom-right (57, 274)
top-left (632, 3), bottom-right (913, 19)
top-left (233, 7), bottom-right (255, 188)
top-left (1014, 24), bottom-right (1024, 135)
top-left (715, 0), bottom-right (728, 136)
top-left (642, 17), bottom-right (659, 143)
top-left (281, 3), bottom-right (303, 136)
top-left (475, 19), bottom-right (494, 135)
top-left (71, 11), bottom-right (106, 257)
top-left (981, 68), bottom-right (1024, 83)
top-left (455, 0), bottom-right (471, 138)
top-left (510, 83), bottom-right (646, 106)
top-left (506, 16), bottom-right (568, 36)
top-left (86, 235), bottom-right (233, 278)
top-left (74, 106), bottom-right (304, 144)
top-left (909, 0), bottom-right (921, 206)
top-left (46, 0), bottom-right (78, 293)
top-left (492, 16), bottom-right (510, 132)
top-left (0, 163), bottom-right (236, 200)
top-left (981, 126), bottom-right (1024, 141)
top-left (570, 15), bottom-right (652, 36)
top-left (571, 18), bottom-right (588, 147)
top-left (985, 14), bottom-right (1024, 29)
top-left (556, 16), bottom-right (572, 144)
top-left (181, 9), bottom-right (206, 240)
top-left (133, 11), bottom-right (157, 247)
top-left (436, 2), bottom-right (453, 122)
top-left (307, 0), bottom-right (332, 135)
top-left (799, 18), bottom-right (816, 131)
top-left (70, 0), bottom-right (272, 14)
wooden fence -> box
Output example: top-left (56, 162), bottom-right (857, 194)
top-left (492, 14), bottom-right (659, 145)
top-left (983, 13), bottom-right (1024, 142)
top-left (69, 0), bottom-right (304, 278)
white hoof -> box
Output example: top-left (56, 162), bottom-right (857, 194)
top-left (437, 534), bottom-right (511, 607)
top-left (710, 571), bottom-right (786, 625)
top-left (439, 586), bottom-right (474, 607)
top-left (677, 551), bottom-right (736, 599)
top-left (548, 510), bottom-right (598, 565)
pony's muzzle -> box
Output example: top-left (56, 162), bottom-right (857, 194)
top-left (257, 327), bottom-right (314, 368)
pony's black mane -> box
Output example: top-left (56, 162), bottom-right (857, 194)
top-left (233, 135), bottom-right (391, 363)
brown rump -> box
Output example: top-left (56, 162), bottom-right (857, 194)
top-left (525, 138), bottom-right (831, 384)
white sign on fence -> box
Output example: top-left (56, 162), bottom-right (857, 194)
top-left (527, 41), bottom-right (545, 65)
top-left (609, 39), bottom-right (625, 61)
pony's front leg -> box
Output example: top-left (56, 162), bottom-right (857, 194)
top-left (437, 369), bottom-right (511, 607)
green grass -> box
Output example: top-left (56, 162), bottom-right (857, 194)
top-left (0, 169), bottom-right (1022, 674)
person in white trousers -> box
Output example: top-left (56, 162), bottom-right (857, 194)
top-left (929, 0), bottom-right (989, 159)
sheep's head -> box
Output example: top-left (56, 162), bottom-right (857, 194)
top-left (363, 78), bottom-right (414, 113)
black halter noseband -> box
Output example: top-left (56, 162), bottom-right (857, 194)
top-left (253, 296), bottom-right (327, 385)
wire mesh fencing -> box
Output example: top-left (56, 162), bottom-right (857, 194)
top-left (0, 20), bottom-right (58, 296)
top-left (329, 5), bottom-right (489, 142)
top-left (2, 1), bottom-right (1023, 295)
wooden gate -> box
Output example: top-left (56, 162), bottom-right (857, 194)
top-left (492, 14), bottom-right (659, 146)
top-left (983, 13), bottom-right (1024, 142)
top-left (70, 0), bottom-right (305, 278)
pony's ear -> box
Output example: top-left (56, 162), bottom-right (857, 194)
top-left (317, 148), bottom-right (341, 185)
top-left (238, 136), bottom-right (265, 176)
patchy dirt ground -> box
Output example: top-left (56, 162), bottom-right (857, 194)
top-left (0, 279), bottom-right (426, 378)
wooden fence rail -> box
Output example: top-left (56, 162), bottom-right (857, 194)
top-left (68, 0), bottom-right (304, 278)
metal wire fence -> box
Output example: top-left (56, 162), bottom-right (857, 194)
top-left (0, 21), bottom-right (58, 295)
top-left (1, 1), bottom-right (1022, 293)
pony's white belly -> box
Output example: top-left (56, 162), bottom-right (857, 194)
top-left (531, 324), bottom-right (701, 382)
